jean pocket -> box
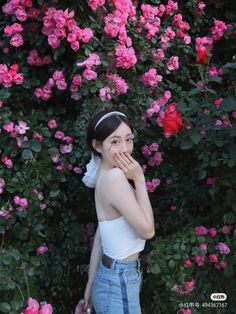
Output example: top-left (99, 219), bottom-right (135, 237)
top-left (123, 268), bottom-right (141, 285)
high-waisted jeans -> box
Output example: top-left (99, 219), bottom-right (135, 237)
top-left (92, 258), bottom-right (142, 314)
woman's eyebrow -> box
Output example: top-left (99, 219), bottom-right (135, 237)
top-left (108, 133), bottom-right (133, 139)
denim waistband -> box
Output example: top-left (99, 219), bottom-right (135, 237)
top-left (102, 257), bottom-right (141, 271)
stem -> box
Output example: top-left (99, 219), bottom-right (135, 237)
top-left (1, 232), bottom-right (5, 249)
top-left (7, 269), bottom-right (25, 303)
top-left (18, 251), bottom-right (30, 299)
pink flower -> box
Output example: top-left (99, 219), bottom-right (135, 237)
top-left (195, 226), bottom-right (208, 236)
top-left (3, 122), bottom-right (14, 133)
top-left (36, 245), bottom-right (48, 254)
top-left (39, 304), bottom-right (53, 314)
top-left (115, 44), bottom-right (137, 69)
top-left (141, 68), bottom-right (162, 87)
top-left (15, 121), bottom-right (30, 135)
top-left (51, 154), bottom-right (60, 163)
top-left (219, 260), bottom-right (227, 268)
top-left (185, 279), bottom-right (195, 292)
top-left (55, 131), bottom-right (65, 139)
top-left (73, 167), bottom-right (82, 174)
top-left (59, 144), bottom-right (73, 154)
top-left (99, 86), bottom-right (112, 102)
top-left (209, 227), bottom-right (217, 237)
top-left (210, 20), bottom-right (227, 41)
top-left (166, 56), bottom-right (179, 71)
top-left (48, 119), bottom-right (57, 129)
top-left (78, 28), bottom-right (94, 43)
top-left (170, 205), bottom-right (177, 211)
top-left (72, 75), bottom-right (82, 86)
top-left (15, 8), bottom-right (28, 22)
top-left (221, 225), bottom-right (232, 234)
top-left (231, 111), bottom-right (236, 119)
top-left (13, 73), bottom-right (24, 85)
top-left (184, 259), bottom-right (193, 267)
top-left (180, 309), bottom-right (192, 314)
top-left (83, 69), bottom-right (97, 80)
top-left (208, 254), bottom-right (218, 263)
top-left (214, 98), bottom-right (224, 106)
top-left (215, 242), bottom-right (230, 254)
top-left (215, 119), bottom-right (223, 126)
top-left (0, 210), bottom-right (12, 219)
top-left (10, 33), bottom-right (24, 47)
top-left (199, 243), bottom-right (208, 251)
top-left (22, 298), bottom-right (40, 314)
top-left (194, 255), bottom-right (205, 266)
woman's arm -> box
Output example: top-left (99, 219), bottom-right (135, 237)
top-left (84, 226), bottom-right (102, 309)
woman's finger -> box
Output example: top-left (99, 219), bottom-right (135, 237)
top-left (120, 152), bottom-right (132, 164)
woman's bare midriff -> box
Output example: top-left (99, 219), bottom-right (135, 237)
top-left (123, 252), bottom-right (140, 261)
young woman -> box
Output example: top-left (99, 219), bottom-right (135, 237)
top-left (79, 109), bottom-right (155, 314)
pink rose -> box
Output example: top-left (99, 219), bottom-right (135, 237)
top-left (48, 119), bottom-right (57, 129)
top-left (55, 131), bottom-right (65, 139)
top-left (36, 245), bottom-right (48, 254)
top-left (10, 33), bottom-right (24, 47)
top-left (232, 111), bottom-right (236, 119)
top-left (72, 75), bottom-right (82, 86)
top-left (13, 73), bottom-right (24, 85)
top-left (195, 226), bottom-right (208, 236)
top-left (83, 69), bottom-right (97, 80)
top-left (199, 243), bottom-right (208, 251)
top-left (194, 255), bottom-right (205, 266)
top-left (184, 259), bottom-right (192, 267)
top-left (208, 254), bottom-right (218, 263)
top-left (39, 304), bottom-right (53, 314)
top-left (15, 8), bottom-right (28, 22)
top-left (209, 227), bottom-right (217, 237)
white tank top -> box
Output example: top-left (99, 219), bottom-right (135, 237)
top-left (95, 170), bottom-right (145, 259)
top-left (98, 216), bottom-right (145, 259)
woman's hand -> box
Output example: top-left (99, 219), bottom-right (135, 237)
top-left (83, 282), bottom-right (93, 313)
top-left (114, 152), bottom-right (145, 182)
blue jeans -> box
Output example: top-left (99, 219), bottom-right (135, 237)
top-left (92, 258), bottom-right (142, 314)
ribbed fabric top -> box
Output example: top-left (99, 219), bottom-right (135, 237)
top-left (98, 216), bottom-right (145, 259)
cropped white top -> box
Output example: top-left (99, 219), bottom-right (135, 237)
top-left (98, 216), bottom-right (145, 259)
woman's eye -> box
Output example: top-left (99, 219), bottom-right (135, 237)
top-left (111, 140), bottom-right (119, 145)
top-left (127, 137), bottom-right (134, 142)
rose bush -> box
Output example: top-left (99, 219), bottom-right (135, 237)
top-left (0, 0), bottom-right (236, 313)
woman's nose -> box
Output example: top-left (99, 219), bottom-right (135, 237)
top-left (120, 142), bottom-right (128, 153)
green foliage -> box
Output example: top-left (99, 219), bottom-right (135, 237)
top-left (0, 0), bottom-right (236, 313)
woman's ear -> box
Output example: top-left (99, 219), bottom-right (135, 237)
top-left (92, 139), bottom-right (102, 154)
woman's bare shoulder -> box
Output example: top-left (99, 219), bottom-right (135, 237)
top-left (104, 167), bottom-right (126, 182)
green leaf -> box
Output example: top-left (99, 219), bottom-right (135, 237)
top-left (10, 300), bottom-right (22, 311)
top-left (0, 303), bottom-right (11, 313)
top-left (150, 264), bottom-right (160, 274)
top-left (207, 77), bottom-right (222, 84)
top-left (220, 97), bottom-right (236, 112)
top-left (21, 149), bottom-right (33, 160)
top-left (189, 130), bottom-right (201, 144)
top-left (177, 100), bottom-right (188, 113)
top-left (48, 147), bottom-right (59, 155)
top-left (180, 139), bottom-right (192, 150)
top-left (31, 142), bottom-right (42, 153)
top-left (198, 168), bottom-right (207, 180)
top-left (50, 190), bottom-right (60, 198)
top-left (168, 260), bottom-right (175, 269)
top-left (188, 88), bottom-right (200, 96)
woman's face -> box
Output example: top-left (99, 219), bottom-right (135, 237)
top-left (99, 122), bottom-right (134, 168)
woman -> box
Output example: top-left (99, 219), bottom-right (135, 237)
top-left (79, 109), bottom-right (155, 314)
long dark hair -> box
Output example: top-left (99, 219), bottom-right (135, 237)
top-left (87, 109), bottom-right (133, 157)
